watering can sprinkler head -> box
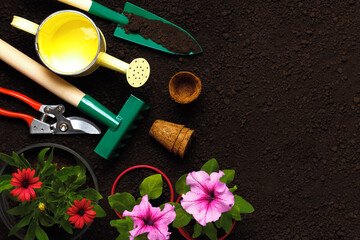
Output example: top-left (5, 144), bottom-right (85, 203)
top-left (125, 58), bottom-right (150, 88)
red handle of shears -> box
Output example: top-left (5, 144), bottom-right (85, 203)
top-left (0, 87), bottom-right (42, 110)
top-left (0, 108), bottom-right (34, 126)
top-left (0, 87), bottom-right (42, 127)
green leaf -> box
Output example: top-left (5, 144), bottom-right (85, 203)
top-left (64, 175), bottom-right (78, 187)
top-left (172, 203), bottom-right (191, 228)
top-left (92, 202), bottom-right (106, 217)
top-left (8, 213), bottom-right (33, 236)
top-left (192, 222), bottom-right (203, 238)
top-left (111, 217), bottom-right (134, 240)
top-left (0, 182), bottom-right (13, 192)
top-left (237, 195), bottom-right (254, 214)
top-left (134, 233), bottom-right (148, 240)
top-left (200, 158), bottom-right (219, 174)
top-left (227, 200), bottom-right (241, 220)
top-left (115, 236), bottom-right (127, 240)
top-left (42, 164), bottom-right (57, 178)
top-left (109, 193), bottom-right (136, 214)
top-left (0, 174), bottom-right (13, 192)
top-left (24, 219), bottom-right (36, 240)
top-left (41, 148), bottom-right (54, 176)
top-left (228, 195), bottom-right (254, 220)
top-left (36, 148), bottom-right (50, 173)
top-left (54, 202), bottom-right (67, 219)
top-left (52, 179), bottom-right (65, 193)
top-left (57, 166), bottom-right (80, 181)
top-left (139, 174), bottom-right (163, 200)
top-left (38, 214), bottom-right (54, 227)
top-left (13, 152), bottom-right (27, 169)
top-left (203, 222), bottom-right (218, 240)
top-left (57, 165), bottom-right (86, 186)
top-left (60, 219), bottom-right (73, 234)
top-left (219, 212), bottom-right (233, 233)
top-left (7, 204), bottom-right (33, 216)
top-left (77, 188), bottom-right (103, 201)
top-left (19, 153), bottom-right (31, 169)
top-left (229, 185), bottom-right (237, 193)
top-left (0, 152), bottom-right (16, 167)
top-left (110, 216), bottom-right (133, 233)
top-left (43, 190), bottom-right (58, 203)
top-left (175, 174), bottom-right (190, 195)
top-left (220, 170), bottom-right (235, 185)
top-left (68, 193), bottom-right (82, 202)
top-left (35, 224), bottom-right (49, 240)
top-left (67, 165), bottom-right (86, 191)
top-left (215, 219), bottom-right (221, 229)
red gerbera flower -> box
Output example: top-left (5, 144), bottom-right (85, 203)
top-left (67, 198), bottom-right (96, 229)
top-left (10, 168), bottom-right (42, 202)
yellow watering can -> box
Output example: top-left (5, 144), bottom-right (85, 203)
top-left (11, 10), bottom-right (150, 88)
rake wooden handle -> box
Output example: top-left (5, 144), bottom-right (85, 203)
top-left (0, 39), bottom-right (120, 130)
top-left (0, 39), bottom-right (86, 107)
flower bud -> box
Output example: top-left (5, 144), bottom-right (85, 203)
top-left (38, 202), bottom-right (45, 211)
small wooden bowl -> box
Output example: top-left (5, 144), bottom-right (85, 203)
top-left (169, 71), bottom-right (201, 104)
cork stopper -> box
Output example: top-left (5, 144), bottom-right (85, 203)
top-left (149, 120), bottom-right (194, 158)
top-left (169, 71), bottom-right (201, 104)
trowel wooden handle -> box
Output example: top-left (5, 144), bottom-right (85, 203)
top-left (0, 39), bottom-right (85, 107)
top-left (57, 0), bottom-right (129, 25)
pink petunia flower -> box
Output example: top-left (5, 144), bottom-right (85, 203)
top-left (123, 195), bottom-right (176, 240)
top-left (180, 170), bottom-right (235, 226)
top-left (10, 168), bottom-right (42, 202)
top-left (67, 198), bottom-right (97, 228)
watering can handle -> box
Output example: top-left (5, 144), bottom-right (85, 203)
top-left (11, 16), bottom-right (39, 35)
top-left (57, 0), bottom-right (129, 25)
top-left (97, 53), bottom-right (129, 74)
top-left (57, 0), bottom-right (92, 12)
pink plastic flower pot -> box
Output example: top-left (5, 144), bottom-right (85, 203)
top-left (176, 196), bottom-right (236, 240)
top-left (111, 165), bottom-right (174, 219)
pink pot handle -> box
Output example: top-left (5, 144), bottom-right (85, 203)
top-left (111, 165), bottom-right (174, 219)
top-left (176, 196), bottom-right (236, 240)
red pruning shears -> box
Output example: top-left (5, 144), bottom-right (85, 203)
top-left (0, 87), bottom-right (101, 134)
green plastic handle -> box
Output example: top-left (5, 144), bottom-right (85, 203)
top-left (78, 94), bottom-right (122, 130)
top-left (89, 1), bottom-right (129, 25)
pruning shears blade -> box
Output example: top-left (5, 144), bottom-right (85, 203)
top-left (61, 116), bottom-right (101, 134)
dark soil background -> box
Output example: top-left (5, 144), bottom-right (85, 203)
top-left (0, 0), bottom-right (360, 239)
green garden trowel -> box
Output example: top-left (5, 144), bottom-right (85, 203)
top-left (57, 0), bottom-right (202, 55)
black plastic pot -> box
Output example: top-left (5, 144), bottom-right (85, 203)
top-left (0, 143), bottom-right (99, 240)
